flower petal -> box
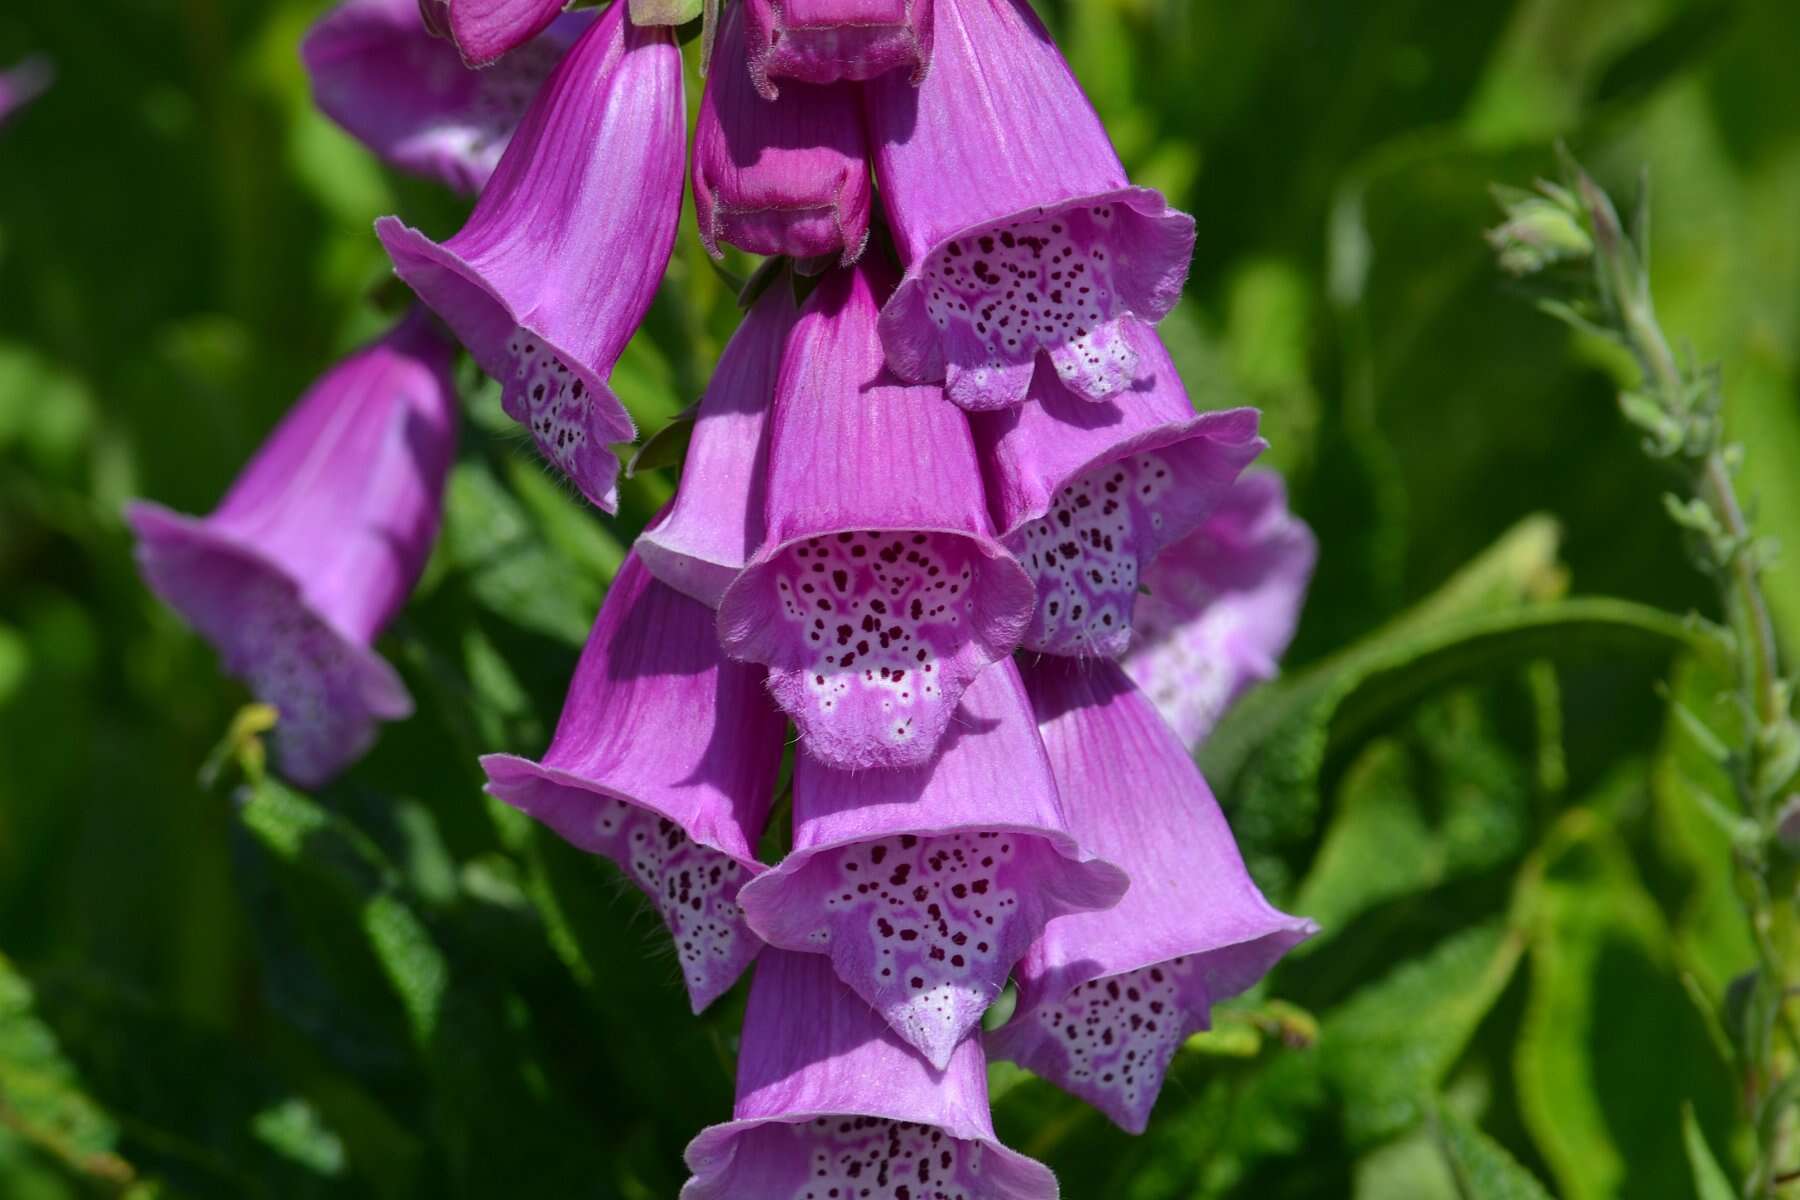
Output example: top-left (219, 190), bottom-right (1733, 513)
top-left (638, 285), bottom-right (799, 608)
top-left (993, 656), bottom-right (1315, 1133)
top-left (446, 0), bottom-right (568, 67)
top-left (125, 311), bottom-right (456, 786)
top-left (866, 0), bottom-right (1193, 408)
top-left (682, 949), bottom-right (1058, 1200)
top-left (377, 1), bottom-right (685, 511)
top-left (743, 0), bottom-right (933, 98)
top-left (716, 262), bottom-right (1034, 769)
top-left (1123, 470), bottom-right (1316, 747)
top-left (739, 658), bottom-right (1125, 1068)
top-left (693, 3), bottom-right (872, 262)
top-left (974, 329), bottom-right (1265, 657)
top-left (303, 0), bottom-right (589, 194)
top-left (481, 552), bottom-right (787, 1012)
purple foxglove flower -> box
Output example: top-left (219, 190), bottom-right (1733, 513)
top-left (125, 311), bottom-right (457, 788)
top-left (715, 262), bottom-right (1035, 770)
top-left (637, 285), bottom-right (799, 608)
top-left (991, 656), bottom-right (1315, 1133)
top-left (377, 0), bottom-right (684, 512)
top-left (0, 56), bottom-right (51, 126)
top-left (428, 0), bottom-right (568, 68)
top-left (1124, 470), bottom-right (1316, 747)
top-left (865, 0), bottom-right (1195, 412)
top-left (303, 0), bottom-right (589, 195)
top-left (975, 329), bottom-right (1264, 658)
top-left (481, 551), bottom-right (786, 1012)
top-left (682, 948), bottom-right (1057, 1200)
top-left (743, 0), bottom-right (934, 99)
top-left (738, 657), bottom-right (1126, 1068)
top-left (692, 2), bottom-right (873, 263)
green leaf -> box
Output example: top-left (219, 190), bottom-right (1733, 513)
top-left (1681, 1102), bottom-right (1737, 1200)
top-left (440, 461), bottom-right (601, 646)
top-left (1321, 921), bottom-right (1525, 1145)
top-left (1432, 1108), bottom-right (1555, 1200)
top-left (1513, 810), bottom-right (1737, 1200)
top-left (0, 952), bottom-right (131, 1191)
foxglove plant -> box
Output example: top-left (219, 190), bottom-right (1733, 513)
top-left (993, 656), bottom-right (1315, 1132)
top-left (682, 949), bottom-right (1057, 1200)
top-left (693, 1), bottom-right (872, 263)
top-left (743, 0), bottom-right (934, 97)
top-left (716, 261), bottom-right (1036, 770)
top-left (127, 310), bottom-right (457, 787)
top-left (379, 0), bottom-right (685, 512)
top-left (481, 551), bottom-right (787, 1012)
top-left (974, 326), bottom-right (1265, 657)
top-left (1124, 470), bottom-right (1318, 746)
top-left (738, 657), bottom-right (1126, 1067)
top-left (864, 0), bottom-right (1195, 411)
top-left (304, 0), bottom-right (591, 194)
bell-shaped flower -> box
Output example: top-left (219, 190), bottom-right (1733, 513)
top-left (990, 656), bottom-right (1314, 1133)
top-left (378, 0), bottom-right (684, 512)
top-left (421, 0), bottom-right (568, 68)
top-left (0, 56), bottom-right (50, 126)
top-left (738, 657), bottom-right (1125, 1068)
top-left (1124, 470), bottom-right (1316, 747)
top-left (975, 330), bottom-right (1263, 658)
top-left (638, 285), bottom-right (800, 608)
top-left (481, 551), bottom-right (787, 1013)
top-left (683, 948), bottom-right (1058, 1200)
top-left (692, 2), bottom-right (872, 264)
top-left (125, 311), bottom-right (457, 788)
top-left (864, 0), bottom-right (1195, 412)
top-left (716, 261), bottom-right (1034, 770)
top-left (743, 0), bottom-right (933, 98)
top-left (303, 0), bottom-right (589, 195)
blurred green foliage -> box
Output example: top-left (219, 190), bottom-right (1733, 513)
top-left (1, 0), bottom-right (1797, 1195)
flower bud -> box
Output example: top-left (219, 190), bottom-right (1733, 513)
top-left (1486, 186), bottom-right (1593, 278)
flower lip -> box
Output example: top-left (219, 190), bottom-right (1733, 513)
top-left (879, 186), bottom-right (1196, 411)
top-left (126, 501), bottom-right (412, 787)
top-left (744, 0), bottom-right (934, 99)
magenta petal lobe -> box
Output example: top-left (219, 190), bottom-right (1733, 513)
top-left (744, 0), bottom-right (934, 97)
top-left (481, 553), bottom-right (787, 1012)
top-left (447, 0), bottom-right (568, 66)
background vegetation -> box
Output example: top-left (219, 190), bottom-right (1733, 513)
top-left (1, 0), bottom-right (1797, 1195)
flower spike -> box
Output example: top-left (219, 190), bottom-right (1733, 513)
top-left (992, 657), bottom-right (1315, 1133)
top-left (716, 261), bottom-right (1035, 770)
top-left (1124, 470), bottom-right (1316, 747)
top-left (975, 329), bottom-right (1265, 657)
top-left (637, 284), bottom-right (800, 609)
top-left (738, 657), bottom-right (1126, 1068)
top-left (378, 0), bottom-right (685, 511)
top-left (865, 0), bottom-right (1195, 411)
top-left (481, 552), bottom-right (787, 1013)
top-left (693, 1), bottom-right (873, 263)
top-left (126, 311), bottom-right (457, 788)
top-left (682, 949), bottom-right (1058, 1200)
top-left (304, 0), bottom-right (590, 195)
top-left (743, 0), bottom-right (934, 98)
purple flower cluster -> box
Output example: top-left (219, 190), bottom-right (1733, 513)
top-left (127, 0), bottom-right (1321, 1189)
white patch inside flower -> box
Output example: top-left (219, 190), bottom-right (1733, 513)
top-left (772, 532), bottom-right (977, 744)
top-left (1035, 957), bottom-right (1198, 1117)
top-left (1010, 451), bottom-right (1176, 656)
top-left (793, 1116), bottom-right (987, 1200)
top-left (814, 832), bottom-right (1022, 1045)
top-left (922, 205), bottom-right (1138, 397)
top-left (591, 797), bottom-right (752, 996)
top-left (505, 330), bottom-right (593, 482)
